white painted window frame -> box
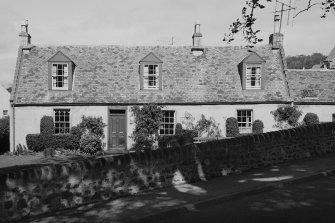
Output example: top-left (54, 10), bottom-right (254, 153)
top-left (236, 109), bottom-right (253, 134)
top-left (143, 64), bottom-right (159, 90)
top-left (54, 109), bottom-right (71, 134)
top-left (159, 110), bottom-right (175, 135)
top-left (52, 63), bottom-right (69, 90)
top-left (246, 64), bottom-right (261, 90)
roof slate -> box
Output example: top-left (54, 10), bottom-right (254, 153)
top-left (326, 45), bottom-right (335, 61)
top-left (286, 69), bottom-right (335, 102)
top-left (13, 45), bottom-right (290, 105)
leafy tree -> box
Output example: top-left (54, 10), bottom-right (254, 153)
top-left (271, 105), bottom-right (302, 129)
top-left (223, 0), bottom-right (335, 45)
top-left (78, 115), bottom-right (107, 138)
top-left (287, 53), bottom-right (326, 69)
top-left (131, 104), bottom-right (163, 151)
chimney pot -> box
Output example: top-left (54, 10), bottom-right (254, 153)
top-left (19, 19), bottom-right (31, 48)
top-left (192, 21), bottom-right (204, 56)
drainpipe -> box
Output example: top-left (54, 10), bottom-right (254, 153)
top-left (10, 100), bottom-right (15, 152)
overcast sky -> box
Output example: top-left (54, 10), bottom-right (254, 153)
top-left (0, 0), bottom-right (334, 87)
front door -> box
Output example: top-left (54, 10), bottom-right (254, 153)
top-left (109, 110), bottom-right (126, 150)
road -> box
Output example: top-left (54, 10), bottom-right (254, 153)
top-left (156, 175), bottom-right (335, 223)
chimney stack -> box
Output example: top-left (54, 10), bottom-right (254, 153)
top-left (19, 20), bottom-right (31, 47)
top-left (269, 33), bottom-right (283, 50)
top-left (191, 21), bottom-right (204, 56)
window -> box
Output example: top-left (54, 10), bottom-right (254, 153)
top-left (246, 65), bottom-right (261, 89)
top-left (54, 109), bottom-right (70, 134)
top-left (3, 110), bottom-right (8, 116)
top-left (237, 110), bottom-right (253, 134)
top-left (160, 111), bottom-right (175, 135)
top-left (52, 63), bottom-right (69, 90)
top-left (333, 114), bottom-right (335, 122)
top-left (143, 64), bottom-right (159, 89)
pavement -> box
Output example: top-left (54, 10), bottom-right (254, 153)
top-left (21, 153), bottom-right (335, 223)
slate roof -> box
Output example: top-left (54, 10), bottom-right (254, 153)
top-left (12, 44), bottom-right (290, 105)
top-left (326, 45), bottom-right (335, 61)
top-left (286, 69), bottom-right (335, 103)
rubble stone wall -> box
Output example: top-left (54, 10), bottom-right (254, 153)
top-left (1, 122), bottom-right (335, 221)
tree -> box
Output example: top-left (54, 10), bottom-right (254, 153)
top-left (286, 53), bottom-right (326, 69)
top-left (223, 0), bottom-right (335, 45)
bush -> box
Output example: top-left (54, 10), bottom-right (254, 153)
top-left (271, 105), bottom-right (302, 129)
top-left (0, 116), bottom-right (10, 154)
top-left (43, 148), bottom-right (56, 158)
top-left (40, 116), bottom-right (54, 135)
top-left (303, 113), bottom-right (320, 126)
top-left (78, 116), bottom-right (106, 138)
top-left (26, 134), bottom-right (79, 152)
top-left (79, 133), bottom-right (102, 155)
top-left (70, 125), bottom-right (84, 139)
top-left (158, 129), bottom-right (197, 149)
top-left (195, 114), bottom-right (222, 137)
top-left (175, 123), bottom-right (183, 135)
top-left (252, 120), bottom-right (264, 133)
top-left (226, 117), bottom-right (239, 137)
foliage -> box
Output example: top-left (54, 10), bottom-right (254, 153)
top-left (0, 116), bottom-right (10, 154)
top-left (181, 112), bottom-right (196, 130)
top-left (175, 123), bottom-right (183, 135)
top-left (40, 116), bottom-right (54, 135)
top-left (271, 105), bottom-right (302, 129)
top-left (226, 117), bottom-right (239, 137)
top-left (130, 104), bottom-right (163, 151)
top-left (303, 113), bottom-right (320, 126)
top-left (70, 125), bottom-right (85, 139)
top-left (252, 119), bottom-right (264, 134)
top-left (158, 129), bottom-right (197, 149)
top-left (43, 147), bottom-right (56, 158)
top-left (287, 53), bottom-right (326, 69)
top-left (14, 144), bottom-right (31, 156)
top-left (79, 133), bottom-right (102, 155)
top-left (78, 116), bottom-right (107, 138)
top-left (26, 134), bottom-right (79, 152)
top-left (195, 114), bottom-right (222, 137)
top-left (223, 0), bottom-right (335, 45)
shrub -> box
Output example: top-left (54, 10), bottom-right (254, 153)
top-left (226, 117), bottom-right (239, 137)
top-left (271, 105), bottom-right (302, 129)
top-left (78, 116), bottom-right (106, 138)
top-left (79, 133), bottom-right (102, 155)
top-left (70, 125), bottom-right (84, 139)
top-left (175, 123), bottom-right (183, 135)
top-left (158, 129), bottom-right (197, 149)
top-left (26, 134), bottom-right (80, 152)
top-left (303, 113), bottom-right (320, 126)
top-left (131, 104), bottom-right (163, 151)
top-left (195, 115), bottom-right (222, 137)
top-left (252, 120), bottom-right (264, 134)
top-left (0, 116), bottom-right (10, 154)
top-left (40, 116), bottom-right (54, 135)
top-left (43, 148), bottom-right (56, 158)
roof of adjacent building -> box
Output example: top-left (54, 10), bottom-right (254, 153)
top-left (286, 69), bottom-right (335, 103)
top-left (12, 44), bottom-right (290, 105)
top-left (326, 45), bottom-right (335, 61)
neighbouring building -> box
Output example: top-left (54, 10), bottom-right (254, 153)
top-left (0, 85), bottom-right (10, 118)
top-left (9, 21), bottom-right (333, 152)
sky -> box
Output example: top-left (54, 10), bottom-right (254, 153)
top-left (0, 0), bottom-right (334, 87)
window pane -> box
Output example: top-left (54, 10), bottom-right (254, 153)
top-left (160, 111), bottom-right (175, 135)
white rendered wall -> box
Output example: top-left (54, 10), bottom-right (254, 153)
top-left (12, 104), bottom-right (286, 151)
top-left (297, 105), bottom-right (335, 123)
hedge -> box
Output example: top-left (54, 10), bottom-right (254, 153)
top-left (40, 116), bottom-right (54, 135)
top-left (26, 134), bottom-right (80, 152)
top-left (303, 113), bottom-right (320, 126)
top-left (226, 117), bottom-right (239, 137)
top-left (252, 120), bottom-right (264, 134)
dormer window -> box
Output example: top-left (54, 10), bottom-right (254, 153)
top-left (48, 51), bottom-right (76, 91)
top-left (143, 64), bottom-right (159, 89)
top-left (52, 63), bottom-right (69, 90)
top-left (139, 52), bottom-right (163, 90)
top-left (239, 52), bottom-right (265, 90)
top-left (246, 64), bottom-right (261, 89)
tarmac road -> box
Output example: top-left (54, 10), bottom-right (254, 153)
top-left (156, 175), bottom-right (335, 223)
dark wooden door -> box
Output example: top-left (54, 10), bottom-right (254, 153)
top-left (109, 110), bottom-right (126, 149)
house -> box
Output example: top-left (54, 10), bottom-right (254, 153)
top-left (10, 22), bottom-right (294, 152)
top-left (0, 85), bottom-right (10, 118)
top-left (323, 45), bottom-right (335, 69)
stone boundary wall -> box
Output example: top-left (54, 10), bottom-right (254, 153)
top-left (1, 122), bottom-right (335, 221)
